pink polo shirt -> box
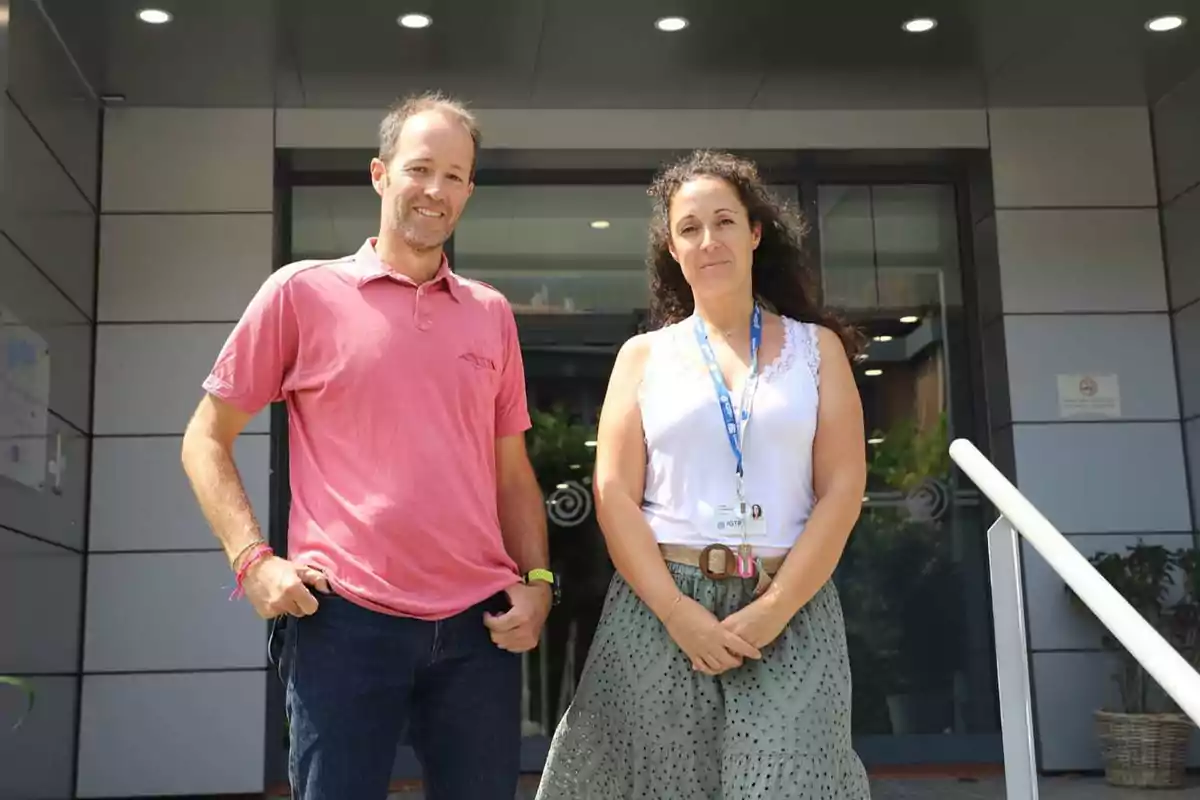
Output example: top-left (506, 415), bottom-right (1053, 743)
top-left (203, 238), bottom-right (531, 620)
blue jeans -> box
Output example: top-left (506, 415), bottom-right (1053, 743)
top-left (278, 590), bottom-right (521, 800)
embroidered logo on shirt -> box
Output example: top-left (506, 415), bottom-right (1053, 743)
top-left (459, 352), bottom-right (495, 370)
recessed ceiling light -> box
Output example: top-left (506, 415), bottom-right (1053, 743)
top-left (136, 8), bottom-right (172, 24)
top-left (655, 16), bottom-right (689, 32)
top-left (864, 368), bottom-right (883, 377)
top-left (1145, 15), bottom-right (1186, 32)
top-left (590, 220), bottom-right (611, 229)
top-left (398, 13), bottom-right (432, 29)
top-left (902, 17), bottom-right (937, 33)
top-left (873, 335), bottom-right (893, 343)
top-left (900, 315), bottom-right (919, 324)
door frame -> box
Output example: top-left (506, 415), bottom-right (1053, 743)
top-left (267, 146), bottom-right (1006, 787)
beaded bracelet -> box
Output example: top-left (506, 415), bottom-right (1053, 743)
top-left (229, 543), bottom-right (273, 600)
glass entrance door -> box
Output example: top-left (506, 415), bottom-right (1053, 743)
top-left (449, 179), bottom-right (1002, 769)
top-left (817, 184), bottom-right (1000, 763)
top-left (284, 171), bottom-right (1000, 782)
top-left (449, 183), bottom-right (651, 766)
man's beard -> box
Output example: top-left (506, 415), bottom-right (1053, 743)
top-left (393, 201), bottom-right (452, 252)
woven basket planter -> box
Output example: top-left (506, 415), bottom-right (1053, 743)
top-left (1094, 710), bottom-right (1195, 788)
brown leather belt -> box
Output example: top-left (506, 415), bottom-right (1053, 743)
top-left (659, 544), bottom-right (785, 595)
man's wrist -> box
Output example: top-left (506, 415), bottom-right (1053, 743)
top-left (521, 568), bottom-right (560, 605)
top-left (234, 544), bottom-right (275, 588)
top-left (228, 539), bottom-right (259, 570)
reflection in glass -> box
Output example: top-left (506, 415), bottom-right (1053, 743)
top-left (0, 412), bottom-right (88, 551)
top-left (820, 185), bottom-right (998, 743)
top-left (0, 234), bottom-right (93, 433)
top-left (3, 105), bottom-right (98, 315)
top-left (453, 185), bottom-right (654, 740)
top-left (521, 405), bottom-right (605, 737)
top-left (0, 529), bottom-right (83, 674)
top-left (453, 186), bottom-right (652, 315)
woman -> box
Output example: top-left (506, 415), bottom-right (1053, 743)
top-left (536, 150), bottom-right (871, 799)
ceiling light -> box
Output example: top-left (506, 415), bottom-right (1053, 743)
top-left (1145, 15), bottom-right (1186, 32)
top-left (864, 368), bottom-right (883, 377)
top-left (136, 8), bottom-right (172, 24)
top-left (873, 335), bottom-right (893, 343)
top-left (902, 17), bottom-right (937, 33)
top-left (655, 16), bottom-right (689, 32)
top-left (868, 437), bottom-right (884, 445)
top-left (900, 315), bottom-right (919, 324)
top-left (398, 13), bottom-right (432, 29)
top-left (584, 440), bottom-right (597, 448)
top-left (590, 220), bottom-right (611, 229)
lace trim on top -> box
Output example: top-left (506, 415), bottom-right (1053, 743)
top-left (637, 316), bottom-right (822, 404)
top-left (799, 320), bottom-right (821, 389)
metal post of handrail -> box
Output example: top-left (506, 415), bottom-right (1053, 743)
top-left (987, 516), bottom-right (1039, 800)
top-left (949, 438), bottom-right (1200, 725)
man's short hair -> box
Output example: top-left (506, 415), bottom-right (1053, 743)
top-left (378, 91), bottom-right (481, 179)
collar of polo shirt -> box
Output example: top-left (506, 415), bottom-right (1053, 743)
top-left (352, 237), bottom-right (465, 301)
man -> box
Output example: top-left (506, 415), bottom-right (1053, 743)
top-left (181, 92), bottom-right (555, 800)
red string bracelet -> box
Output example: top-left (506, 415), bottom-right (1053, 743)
top-left (230, 543), bottom-right (273, 600)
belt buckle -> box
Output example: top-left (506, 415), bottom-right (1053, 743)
top-left (699, 544), bottom-right (738, 580)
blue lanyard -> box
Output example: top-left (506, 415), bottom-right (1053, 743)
top-left (693, 304), bottom-right (763, 490)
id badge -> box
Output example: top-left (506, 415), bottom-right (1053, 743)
top-left (713, 504), bottom-right (767, 539)
top-left (713, 505), bottom-right (745, 539)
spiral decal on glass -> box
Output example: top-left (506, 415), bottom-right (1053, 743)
top-left (904, 477), bottom-right (951, 522)
top-left (547, 481), bottom-right (593, 527)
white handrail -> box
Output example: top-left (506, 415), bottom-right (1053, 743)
top-left (948, 438), bottom-right (1200, 725)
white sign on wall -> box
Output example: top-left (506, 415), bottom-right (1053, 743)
top-left (0, 303), bottom-right (52, 490)
top-left (1056, 373), bottom-right (1121, 419)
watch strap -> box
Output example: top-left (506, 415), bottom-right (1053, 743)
top-left (523, 568), bottom-right (561, 605)
top-left (524, 568), bottom-right (555, 585)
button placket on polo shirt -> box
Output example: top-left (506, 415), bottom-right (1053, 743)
top-left (413, 283), bottom-right (434, 331)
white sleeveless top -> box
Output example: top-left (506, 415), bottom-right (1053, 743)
top-left (637, 315), bottom-right (822, 555)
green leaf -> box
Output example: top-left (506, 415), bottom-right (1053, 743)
top-left (0, 676), bottom-right (35, 731)
top-left (526, 404), bottom-right (597, 495)
top-left (867, 412), bottom-right (949, 492)
top-left (1064, 541), bottom-right (1200, 713)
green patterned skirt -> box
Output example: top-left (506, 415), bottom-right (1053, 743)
top-left (536, 562), bottom-right (872, 800)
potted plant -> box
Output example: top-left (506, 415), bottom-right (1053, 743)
top-left (1067, 541), bottom-right (1198, 788)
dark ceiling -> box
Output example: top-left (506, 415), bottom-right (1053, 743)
top-left (36, 0), bottom-right (1200, 110)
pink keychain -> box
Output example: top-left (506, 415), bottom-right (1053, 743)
top-left (736, 543), bottom-right (756, 579)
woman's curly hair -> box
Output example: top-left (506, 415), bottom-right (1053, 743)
top-left (646, 150), bottom-right (863, 358)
